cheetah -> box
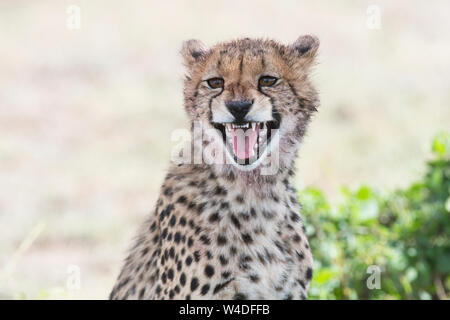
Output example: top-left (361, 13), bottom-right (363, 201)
top-left (110, 35), bottom-right (320, 300)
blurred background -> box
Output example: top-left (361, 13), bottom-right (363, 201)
top-left (0, 0), bottom-right (449, 299)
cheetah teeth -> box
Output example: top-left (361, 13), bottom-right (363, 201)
top-left (225, 122), bottom-right (263, 130)
top-left (231, 123), bottom-right (250, 129)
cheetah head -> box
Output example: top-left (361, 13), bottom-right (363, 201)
top-left (181, 36), bottom-right (319, 179)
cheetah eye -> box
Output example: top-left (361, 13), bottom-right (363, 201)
top-left (258, 76), bottom-right (278, 87)
top-left (206, 77), bottom-right (224, 89)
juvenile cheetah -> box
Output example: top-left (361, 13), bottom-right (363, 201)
top-left (110, 35), bottom-right (320, 300)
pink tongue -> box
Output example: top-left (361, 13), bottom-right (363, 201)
top-left (231, 128), bottom-right (258, 159)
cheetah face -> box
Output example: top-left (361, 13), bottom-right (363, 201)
top-left (181, 36), bottom-right (319, 174)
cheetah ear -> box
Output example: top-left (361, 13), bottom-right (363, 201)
top-left (289, 35), bottom-right (319, 67)
top-left (181, 39), bottom-right (208, 69)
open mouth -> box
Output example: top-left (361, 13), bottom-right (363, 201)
top-left (213, 121), bottom-right (280, 165)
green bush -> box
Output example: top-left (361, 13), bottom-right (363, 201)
top-left (300, 132), bottom-right (450, 299)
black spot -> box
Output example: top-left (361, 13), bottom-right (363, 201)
top-left (239, 255), bottom-right (252, 270)
top-left (208, 212), bottom-right (220, 223)
top-left (233, 293), bottom-right (247, 300)
top-left (190, 277), bottom-right (199, 291)
top-left (306, 267), bottom-right (313, 280)
top-left (240, 212), bottom-right (250, 221)
top-left (163, 187), bottom-right (173, 197)
top-left (296, 251), bottom-right (305, 261)
top-left (174, 285), bottom-right (180, 294)
top-left (235, 196), bottom-right (244, 203)
top-left (185, 256), bottom-right (193, 266)
top-left (217, 235), bottom-right (227, 246)
top-left (188, 202), bottom-right (196, 210)
top-left (179, 217), bottom-right (187, 226)
top-left (201, 284), bottom-right (210, 295)
top-left (191, 51), bottom-right (202, 60)
top-left (219, 255), bottom-right (228, 266)
top-left (187, 237), bottom-right (194, 247)
top-left (257, 253), bottom-right (266, 264)
top-left (284, 293), bottom-right (293, 300)
top-left (274, 240), bottom-right (287, 253)
top-left (161, 228), bottom-right (168, 239)
top-left (204, 265), bottom-right (215, 278)
top-left (208, 172), bottom-right (217, 180)
top-left (177, 195), bottom-right (187, 204)
top-left (185, 294), bottom-right (191, 300)
top-left (213, 278), bottom-right (233, 294)
top-left (214, 186), bottom-right (227, 196)
top-left (138, 287), bottom-right (145, 299)
top-left (262, 210), bottom-right (274, 219)
top-left (168, 269), bottom-right (174, 280)
top-left (290, 212), bottom-right (300, 222)
top-left (159, 204), bottom-right (174, 221)
top-left (249, 274), bottom-right (260, 283)
top-left (230, 214), bottom-right (241, 229)
top-left (177, 260), bottom-right (182, 271)
top-left (194, 250), bottom-right (201, 262)
top-left (241, 233), bottom-right (253, 244)
top-left (220, 202), bottom-right (229, 210)
top-left (200, 234), bottom-right (211, 245)
top-left (169, 215), bottom-right (177, 226)
top-left (298, 279), bottom-right (305, 289)
top-left (196, 202), bottom-right (207, 215)
top-left (169, 290), bottom-right (174, 299)
top-left (174, 232), bottom-right (181, 243)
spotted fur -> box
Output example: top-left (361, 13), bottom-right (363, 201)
top-left (110, 36), bottom-right (320, 300)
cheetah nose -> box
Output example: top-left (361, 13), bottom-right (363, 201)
top-left (226, 100), bottom-right (253, 122)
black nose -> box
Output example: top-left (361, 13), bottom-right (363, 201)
top-left (226, 100), bottom-right (252, 122)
